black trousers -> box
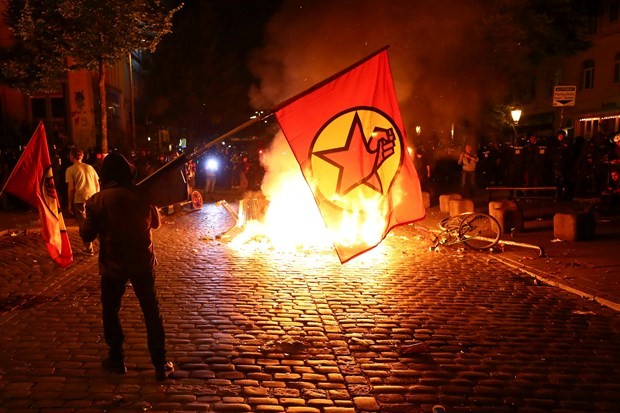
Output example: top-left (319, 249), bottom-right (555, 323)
top-left (101, 270), bottom-right (166, 368)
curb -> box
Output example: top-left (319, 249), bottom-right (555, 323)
top-left (489, 253), bottom-right (620, 312)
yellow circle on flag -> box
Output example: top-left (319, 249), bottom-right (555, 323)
top-left (310, 107), bottom-right (403, 211)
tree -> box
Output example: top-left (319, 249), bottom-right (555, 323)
top-left (479, 0), bottom-right (595, 98)
top-left (1, 0), bottom-right (182, 153)
top-left (476, 0), bottom-right (597, 135)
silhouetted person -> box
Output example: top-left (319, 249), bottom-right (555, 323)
top-left (81, 152), bottom-right (173, 381)
top-left (549, 131), bottom-right (572, 199)
top-left (602, 169), bottom-right (620, 215)
top-left (412, 146), bottom-right (431, 193)
top-left (524, 134), bottom-right (547, 187)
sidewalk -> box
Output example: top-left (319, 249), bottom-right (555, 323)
top-left (2, 194), bottom-right (619, 311)
top-left (421, 193), bottom-right (620, 311)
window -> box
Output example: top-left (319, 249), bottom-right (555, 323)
top-left (581, 59), bottom-right (595, 90)
top-left (610, 1), bottom-right (619, 22)
top-left (29, 95), bottom-right (67, 145)
top-left (614, 53), bottom-right (620, 83)
top-left (30, 96), bottom-right (66, 120)
top-left (50, 97), bottom-right (66, 118)
top-left (31, 98), bottom-right (46, 119)
top-left (585, 14), bottom-right (598, 34)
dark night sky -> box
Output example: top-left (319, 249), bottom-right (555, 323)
top-left (156, 0), bottom-right (512, 144)
top-left (247, 0), bottom-right (513, 145)
top-left (145, 0), bottom-right (283, 138)
top-left (153, 0), bottom-right (590, 147)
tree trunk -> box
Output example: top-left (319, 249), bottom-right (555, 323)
top-left (128, 53), bottom-right (136, 151)
top-left (99, 59), bottom-right (108, 154)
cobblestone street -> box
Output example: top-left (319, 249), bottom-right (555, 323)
top-left (1, 202), bottom-right (619, 412)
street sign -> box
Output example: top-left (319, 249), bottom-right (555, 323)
top-left (553, 85), bottom-right (576, 107)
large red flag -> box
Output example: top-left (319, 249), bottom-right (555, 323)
top-left (275, 49), bottom-right (425, 263)
top-left (1, 122), bottom-right (73, 268)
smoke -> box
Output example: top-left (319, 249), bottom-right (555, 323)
top-left (259, 130), bottom-right (303, 199)
top-left (248, 0), bottom-right (509, 147)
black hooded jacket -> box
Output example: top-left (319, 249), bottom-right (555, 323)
top-left (80, 153), bottom-right (160, 275)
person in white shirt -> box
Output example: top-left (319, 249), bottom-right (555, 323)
top-left (458, 145), bottom-right (479, 199)
top-left (66, 147), bottom-right (100, 254)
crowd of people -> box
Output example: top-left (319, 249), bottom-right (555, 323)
top-left (191, 145), bottom-right (265, 195)
top-left (0, 141), bottom-right (266, 212)
top-left (412, 130), bottom-right (620, 213)
top-left (2, 130), bottom-right (620, 214)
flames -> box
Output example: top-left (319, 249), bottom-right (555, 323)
top-left (230, 168), bottom-right (330, 251)
top-left (227, 132), bottom-right (388, 262)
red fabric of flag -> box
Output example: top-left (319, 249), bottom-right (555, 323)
top-left (275, 49), bottom-right (425, 263)
top-left (2, 123), bottom-right (73, 268)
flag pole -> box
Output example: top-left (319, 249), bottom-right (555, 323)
top-left (137, 45), bottom-right (390, 189)
top-left (136, 116), bottom-right (268, 188)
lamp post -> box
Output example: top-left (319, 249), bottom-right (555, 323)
top-left (510, 109), bottom-right (522, 143)
top-left (128, 53), bottom-right (136, 151)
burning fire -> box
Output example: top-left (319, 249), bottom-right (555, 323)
top-left (230, 168), bottom-right (330, 250)
top-left (228, 132), bottom-right (389, 260)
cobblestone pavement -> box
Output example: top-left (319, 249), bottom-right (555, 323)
top-left (1, 202), bottom-right (620, 412)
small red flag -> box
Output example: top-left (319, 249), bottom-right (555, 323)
top-left (2, 122), bottom-right (73, 268)
top-left (275, 49), bottom-right (425, 262)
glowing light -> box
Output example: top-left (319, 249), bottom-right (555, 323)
top-left (580, 115), bottom-right (620, 121)
top-left (206, 158), bottom-right (218, 171)
top-left (511, 109), bottom-right (522, 124)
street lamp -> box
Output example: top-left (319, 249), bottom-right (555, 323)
top-left (510, 109), bottom-right (522, 143)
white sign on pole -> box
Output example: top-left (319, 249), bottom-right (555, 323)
top-left (553, 86), bottom-right (576, 107)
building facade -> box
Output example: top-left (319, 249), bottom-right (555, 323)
top-left (521, 0), bottom-right (620, 140)
top-left (0, 0), bottom-right (137, 153)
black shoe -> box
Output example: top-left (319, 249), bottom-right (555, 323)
top-left (155, 361), bottom-right (174, 381)
top-left (102, 357), bottom-right (127, 374)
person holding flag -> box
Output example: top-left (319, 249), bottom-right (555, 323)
top-left (80, 152), bottom-right (173, 381)
top-left (0, 122), bottom-right (73, 268)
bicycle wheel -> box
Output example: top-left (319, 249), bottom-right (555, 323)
top-left (458, 213), bottom-right (501, 251)
top-left (191, 190), bottom-right (204, 209)
top-left (438, 216), bottom-right (462, 231)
